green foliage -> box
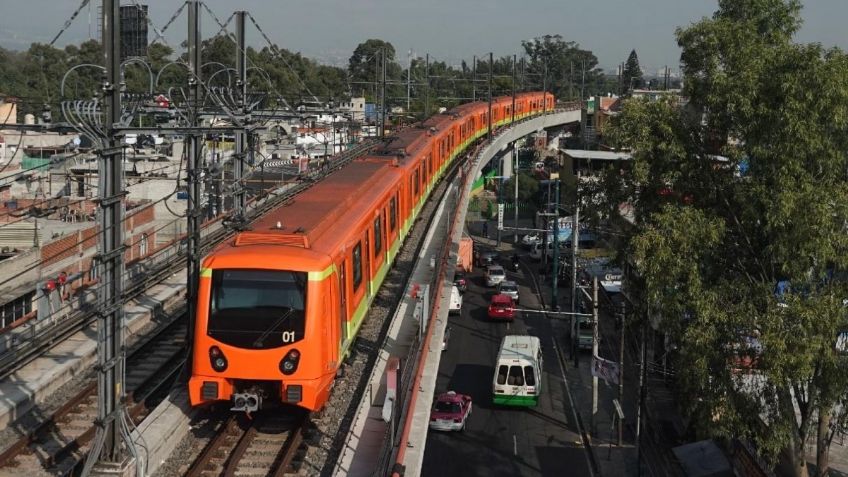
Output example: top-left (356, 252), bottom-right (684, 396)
top-left (603, 1), bottom-right (848, 474)
top-left (504, 172), bottom-right (539, 204)
top-left (521, 34), bottom-right (605, 100)
top-left (622, 49), bottom-right (643, 93)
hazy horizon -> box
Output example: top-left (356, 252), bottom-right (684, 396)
top-left (1, 1), bottom-right (845, 75)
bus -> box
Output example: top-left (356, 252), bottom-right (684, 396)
top-left (492, 335), bottom-right (543, 407)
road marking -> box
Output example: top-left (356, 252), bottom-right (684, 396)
top-left (513, 434), bottom-right (518, 455)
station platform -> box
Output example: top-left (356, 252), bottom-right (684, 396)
top-left (0, 273), bottom-right (185, 432)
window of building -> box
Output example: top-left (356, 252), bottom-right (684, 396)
top-left (352, 242), bottom-right (362, 290)
top-left (139, 233), bottom-right (149, 256)
top-left (89, 258), bottom-right (99, 282)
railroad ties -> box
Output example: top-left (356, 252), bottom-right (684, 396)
top-left (0, 318), bottom-right (186, 475)
top-left (185, 412), bottom-right (307, 477)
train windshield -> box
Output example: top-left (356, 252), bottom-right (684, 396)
top-left (208, 269), bottom-right (307, 349)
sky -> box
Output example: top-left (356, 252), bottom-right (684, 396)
top-left (1, 0), bottom-right (847, 75)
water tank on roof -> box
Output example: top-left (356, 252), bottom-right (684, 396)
top-left (24, 114), bottom-right (35, 125)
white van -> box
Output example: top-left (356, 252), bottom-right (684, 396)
top-left (492, 335), bottom-right (543, 407)
top-left (448, 285), bottom-right (463, 315)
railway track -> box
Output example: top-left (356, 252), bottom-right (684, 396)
top-left (186, 411), bottom-right (307, 477)
top-left (0, 314), bottom-right (187, 476)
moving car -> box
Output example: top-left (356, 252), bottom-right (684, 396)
top-left (521, 233), bottom-right (541, 248)
top-left (477, 250), bottom-right (498, 268)
top-left (497, 280), bottom-right (520, 304)
top-left (485, 265), bottom-right (506, 287)
top-left (449, 285), bottom-right (463, 315)
top-left (488, 293), bottom-right (516, 321)
top-left (429, 391), bottom-right (472, 431)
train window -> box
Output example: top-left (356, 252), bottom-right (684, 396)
top-left (413, 170), bottom-right (419, 197)
top-left (374, 217), bottom-right (382, 255)
top-left (352, 242), bottom-right (363, 291)
top-left (208, 269), bottom-right (307, 349)
top-left (497, 365), bottom-right (508, 385)
top-left (389, 196), bottom-right (397, 230)
top-left (524, 366), bottom-right (536, 386)
top-left (428, 156), bottom-right (433, 177)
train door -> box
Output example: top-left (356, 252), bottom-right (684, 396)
top-left (364, 231), bottom-right (372, 299)
top-left (338, 260), bottom-right (348, 348)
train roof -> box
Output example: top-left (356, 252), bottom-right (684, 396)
top-left (206, 160), bottom-right (399, 270)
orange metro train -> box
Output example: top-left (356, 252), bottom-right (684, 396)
top-left (188, 91), bottom-right (556, 412)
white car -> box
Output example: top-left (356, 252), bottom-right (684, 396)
top-left (448, 285), bottom-right (463, 315)
top-left (497, 280), bottom-right (520, 304)
top-left (521, 233), bottom-right (541, 247)
top-left (485, 265), bottom-right (506, 287)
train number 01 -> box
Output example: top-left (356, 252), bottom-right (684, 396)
top-left (281, 331), bottom-right (296, 343)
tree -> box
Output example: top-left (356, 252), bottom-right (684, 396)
top-left (622, 49), bottom-right (643, 93)
top-left (603, 1), bottom-right (848, 476)
top-left (521, 34), bottom-right (605, 100)
top-left (348, 39), bottom-right (399, 101)
top-left (504, 172), bottom-right (539, 204)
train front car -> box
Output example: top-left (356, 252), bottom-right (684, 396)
top-left (188, 240), bottom-right (336, 413)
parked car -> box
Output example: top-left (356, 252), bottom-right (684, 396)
top-left (429, 391), bottom-right (472, 432)
top-left (485, 265), bottom-right (506, 287)
top-left (488, 293), bottom-right (516, 321)
top-left (453, 271), bottom-right (468, 293)
top-left (497, 280), bottom-right (520, 304)
top-left (449, 285), bottom-right (463, 315)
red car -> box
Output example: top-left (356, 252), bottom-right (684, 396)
top-left (488, 294), bottom-right (516, 321)
top-left (429, 391), bottom-right (472, 432)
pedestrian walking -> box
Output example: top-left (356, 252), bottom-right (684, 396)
top-left (482, 221), bottom-right (488, 238)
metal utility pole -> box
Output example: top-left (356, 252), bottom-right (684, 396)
top-left (513, 147), bottom-right (519, 244)
top-left (84, 0), bottom-right (135, 473)
top-left (496, 157), bottom-right (502, 247)
top-left (406, 49), bottom-right (411, 113)
top-left (487, 52), bottom-right (493, 140)
top-left (571, 170), bottom-right (581, 365)
top-left (381, 47), bottom-right (387, 137)
top-left (472, 55), bottom-right (476, 102)
top-left (233, 10), bottom-right (247, 216)
top-left (636, 311), bottom-right (649, 477)
top-left (424, 53), bottom-right (430, 118)
top-left (580, 60), bottom-right (586, 101)
top-left (618, 300), bottom-right (626, 446)
top-left (591, 276), bottom-right (599, 436)
top-left (186, 0), bottom-right (203, 364)
top-left (511, 54), bottom-right (516, 124)
top-left (570, 61), bottom-right (574, 100)
top-left (542, 63), bottom-right (548, 113)
top-left (551, 178), bottom-right (560, 311)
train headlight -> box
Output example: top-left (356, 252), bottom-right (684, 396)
top-left (209, 346), bottom-right (228, 372)
top-left (279, 349), bottom-right (300, 375)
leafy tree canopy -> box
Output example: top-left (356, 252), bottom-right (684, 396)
top-left (604, 1), bottom-right (848, 475)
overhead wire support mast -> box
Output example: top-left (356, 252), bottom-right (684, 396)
top-left (233, 10), bottom-right (247, 216)
top-left (487, 52), bottom-right (493, 140)
top-left (186, 0), bottom-right (203, 366)
top-left (83, 0), bottom-right (138, 474)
